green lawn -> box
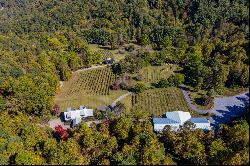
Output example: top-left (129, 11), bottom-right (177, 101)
top-left (88, 43), bottom-right (153, 62)
top-left (138, 64), bottom-right (180, 83)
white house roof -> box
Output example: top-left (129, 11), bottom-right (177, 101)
top-left (189, 118), bottom-right (210, 123)
top-left (165, 111), bottom-right (191, 124)
top-left (64, 106), bottom-right (93, 121)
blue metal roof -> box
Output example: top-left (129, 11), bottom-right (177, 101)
top-left (189, 118), bottom-right (209, 123)
top-left (153, 118), bottom-right (179, 124)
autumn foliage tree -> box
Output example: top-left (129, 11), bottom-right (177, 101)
top-left (54, 125), bottom-right (69, 141)
top-left (52, 104), bottom-right (60, 116)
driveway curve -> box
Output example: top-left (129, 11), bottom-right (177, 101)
top-left (111, 92), bottom-right (133, 108)
top-left (180, 86), bottom-right (249, 127)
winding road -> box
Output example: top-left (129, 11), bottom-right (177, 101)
top-left (180, 86), bottom-right (249, 127)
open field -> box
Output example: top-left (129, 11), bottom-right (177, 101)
top-left (139, 64), bottom-right (179, 83)
top-left (89, 43), bottom-right (153, 62)
top-left (131, 88), bottom-right (199, 117)
top-left (55, 67), bottom-right (129, 111)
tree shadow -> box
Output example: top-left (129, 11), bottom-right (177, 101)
top-left (211, 105), bottom-right (249, 128)
top-left (236, 95), bottom-right (249, 106)
top-left (60, 112), bottom-right (65, 122)
top-left (179, 85), bottom-right (190, 91)
top-left (194, 97), bottom-right (204, 105)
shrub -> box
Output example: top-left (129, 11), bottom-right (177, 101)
top-left (156, 74), bottom-right (184, 88)
top-left (125, 45), bottom-right (135, 52)
top-left (120, 82), bottom-right (131, 90)
top-left (131, 82), bottom-right (146, 94)
top-left (111, 76), bottom-right (132, 90)
top-left (167, 74), bottom-right (185, 86)
top-left (204, 96), bottom-right (214, 107)
top-left (156, 79), bottom-right (169, 88)
top-left (207, 89), bottom-right (215, 97)
top-left (196, 95), bottom-right (214, 108)
top-left (134, 74), bottom-right (143, 81)
top-left (54, 125), bottom-right (69, 141)
top-left (94, 110), bottom-right (104, 120)
top-left (52, 104), bottom-right (60, 116)
top-left (111, 82), bottom-right (121, 90)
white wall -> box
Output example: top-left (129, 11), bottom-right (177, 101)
top-left (154, 123), bottom-right (181, 132)
top-left (154, 123), bottom-right (211, 132)
top-left (194, 123), bottom-right (211, 130)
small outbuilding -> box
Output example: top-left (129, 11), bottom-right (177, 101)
top-left (102, 58), bottom-right (114, 64)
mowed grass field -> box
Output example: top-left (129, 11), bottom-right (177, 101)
top-left (89, 43), bottom-right (153, 62)
top-left (89, 44), bottom-right (127, 62)
top-left (139, 64), bottom-right (180, 83)
top-left (131, 88), bottom-right (199, 117)
top-left (55, 67), bottom-right (128, 111)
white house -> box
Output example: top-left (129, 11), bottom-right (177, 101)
top-left (64, 106), bottom-right (94, 127)
top-left (153, 111), bottom-right (211, 132)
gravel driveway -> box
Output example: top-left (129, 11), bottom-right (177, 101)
top-left (180, 86), bottom-right (249, 127)
top-left (111, 92), bottom-right (133, 108)
top-left (49, 118), bottom-right (69, 130)
top-left (209, 92), bottom-right (249, 126)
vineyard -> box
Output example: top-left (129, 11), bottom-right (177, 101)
top-left (131, 88), bottom-right (198, 117)
top-left (60, 67), bottom-right (116, 97)
top-left (139, 64), bottom-right (179, 83)
top-left (56, 67), bottom-right (122, 111)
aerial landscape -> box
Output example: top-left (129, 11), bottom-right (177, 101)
top-left (0, 0), bottom-right (249, 165)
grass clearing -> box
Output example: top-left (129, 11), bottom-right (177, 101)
top-left (131, 88), bottom-right (199, 117)
top-left (139, 64), bottom-right (179, 83)
top-left (88, 43), bottom-right (153, 62)
top-left (219, 87), bottom-right (249, 97)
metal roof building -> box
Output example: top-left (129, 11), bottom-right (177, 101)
top-left (153, 111), bottom-right (211, 132)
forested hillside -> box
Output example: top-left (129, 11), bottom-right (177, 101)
top-left (0, 0), bottom-right (249, 165)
